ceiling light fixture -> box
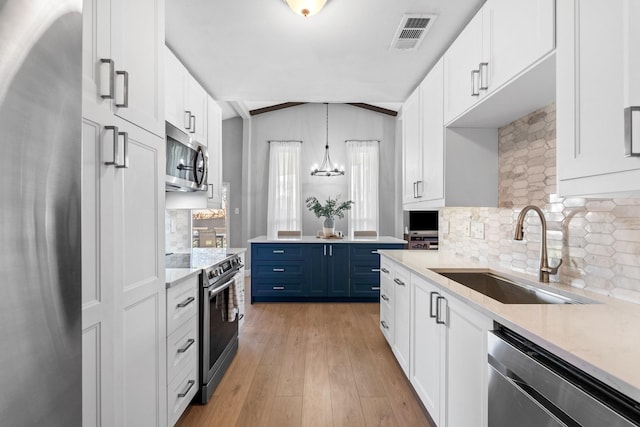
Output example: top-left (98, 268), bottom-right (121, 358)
top-left (311, 103), bottom-right (344, 177)
top-left (282, 0), bottom-right (327, 17)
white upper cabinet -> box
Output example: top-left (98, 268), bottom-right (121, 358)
top-left (444, 0), bottom-right (555, 126)
top-left (83, 0), bottom-right (164, 137)
top-left (557, 0), bottom-right (640, 197)
top-left (444, 11), bottom-right (484, 125)
top-left (165, 46), bottom-right (208, 145)
top-left (186, 74), bottom-right (208, 145)
top-left (111, 0), bottom-right (165, 137)
top-left (164, 48), bottom-right (188, 132)
top-left (403, 59), bottom-right (498, 210)
top-left (483, 0), bottom-right (555, 93)
top-left (207, 97), bottom-right (223, 208)
top-left (402, 88), bottom-right (422, 205)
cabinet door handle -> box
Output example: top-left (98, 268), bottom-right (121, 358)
top-left (381, 267), bottom-right (389, 274)
top-left (381, 294), bottom-right (389, 302)
top-left (429, 291), bottom-right (439, 318)
top-left (99, 58), bottom-right (115, 99)
top-left (272, 249), bottom-right (285, 254)
top-left (371, 268), bottom-right (381, 272)
top-left (190, 114), bottom-right (196, 133)
top-left (178, 380), bottom-right (195, 398)
top-left (371, 250), bottom-right (379, 254)
top-left (415, 180), bottom-right (423, 198)
top-left (115, 70), bottom-right (129, 108)
top-left (273, 286), bottom-right (286, 290)
top-left (177, 338), bottom-right (195, 353)
top-left (329, 245), bottom-right (333, 256)
top-left (413, 181), bottom-right (417, 198)
top-left (625, 106), bottom-right (640, 156)
top-left (115, 131), bottom-right (129, 169)
top-left (393, 278), bottom-right (405, 286)
top-left (436, 296), bottom-right (447, 325)
top-left (177, 296), bottom-right (195, 308)
top-left (380, 320), bottom-right (389, 330)
top-left (272, 268), bottom-right (285, 272)
top-left (479, 62), bottom-right (489, 90)
top-left (184, 110), bottom-right (192, 129)
top-left (104, 125), bottom-right (119, 166)
top-left (471, 69), bottom-right (480, 97)
top-left (324, 245), bottom-right (327, 256)
top-left (371, 286), bottom-right (380, 291)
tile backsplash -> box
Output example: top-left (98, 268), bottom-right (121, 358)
top-left (440, 103), bottom-right (640, 303)
top-left (165, 209), bottom-right (192, 253)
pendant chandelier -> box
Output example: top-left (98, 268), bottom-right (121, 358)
top-left (311, 103), bottom-right (344, 177)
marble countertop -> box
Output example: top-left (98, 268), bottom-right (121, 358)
top-left (165, 247), bottom-right (247, 288)
top-left (248, 235), bottom-right (407, 244)
top-left (378, 249), bottom-right (640, 403)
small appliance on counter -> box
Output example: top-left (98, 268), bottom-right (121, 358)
top-left (404, 210), bottom-right (439, 250)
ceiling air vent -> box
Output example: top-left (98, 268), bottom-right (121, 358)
top-left (391, 14), bottom-right (437, 51)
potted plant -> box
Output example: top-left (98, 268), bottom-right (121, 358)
top-left (305, 195), bottom-right (354, 237)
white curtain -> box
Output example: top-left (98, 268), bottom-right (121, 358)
top-left (346, 140), bottom-right (379, 238)
top-left (267, 141), bottom-right (302, 239)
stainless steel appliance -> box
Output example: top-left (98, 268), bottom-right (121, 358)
top-left (198, 254), bottom-right (242, 403)
top-left (489, 325), bottom-right (640, 427)
top-left (166, 121), bottom-right (208, 192)
top-left (0, 2), bottom-right (82, 426)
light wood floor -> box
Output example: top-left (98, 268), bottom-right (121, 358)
top-left (177, 293), bottom-right (433, 427)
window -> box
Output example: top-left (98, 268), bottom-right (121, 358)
top-left (346, 140), bottom-right (379, 238)
top-left (267, 141), bottom-right (302, 239)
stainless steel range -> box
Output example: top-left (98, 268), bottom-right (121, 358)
top-left (166, 251), bottom-right (243, 404)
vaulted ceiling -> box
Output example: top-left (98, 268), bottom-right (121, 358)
top-left (166, 0), bottom-right (484, 119)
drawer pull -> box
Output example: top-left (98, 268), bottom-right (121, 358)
top-left (393, 278), bottom-right (405, 286)
top-left (381, 267), bottom-right (389, 274)
top-left (371, 286), bottom-right (380, 291)
top-left (178, 380), bottom-right (195, 398)
top-left (272, 268), bottom-right (285, 272)
top-left (371, 250), bottom-right (378, 254)
top-left (273, 286), bottom-right (286, 290)
top-left (371, 268), bottom-right (381, 272)
top-left (381, 294), bottom-right (389, 302)
top-left (177, 338), bottom-right (195, 354)
top-left (380, 320), bottom-right (389, 330)
top-left (177, 296), bottom-right (195, 308)
top-left (272, 249), bottom-right (285, 254)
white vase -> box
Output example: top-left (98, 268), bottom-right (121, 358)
top-left (323, 217), bottom-right (335, 237)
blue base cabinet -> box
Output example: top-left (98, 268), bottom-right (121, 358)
top-left (251, 242), bottom-right (404, 302)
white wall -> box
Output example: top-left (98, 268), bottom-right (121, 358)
top-left (246, 103), bottom-right (399, 238)
top-left (222, 117), bottom-right (244, 248)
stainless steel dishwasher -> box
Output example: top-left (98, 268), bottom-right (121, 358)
top-left (488, 325), bottom-right (640, 427)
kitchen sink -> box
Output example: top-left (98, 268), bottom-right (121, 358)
top-left (432, 270), bottom-right (597, 305)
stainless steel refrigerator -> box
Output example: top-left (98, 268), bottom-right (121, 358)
top-left (0, 1), bottom-right (82, 426)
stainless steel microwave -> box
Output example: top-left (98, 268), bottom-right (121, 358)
top-left (166, 122), bottom-right (208, 192)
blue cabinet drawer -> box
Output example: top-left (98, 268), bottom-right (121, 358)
top-left (252, 278), bottom-right (305, 296)
top-left (350, 244), bottom-right (404, 260)
top-left (253, 260), bottom-right (305, 277)
top-left (350, 260), bottom-right (381, 276)
top-left (253, 244), bottom-right (305, 260)
top-left (350, 277), bottom-right (381, 298)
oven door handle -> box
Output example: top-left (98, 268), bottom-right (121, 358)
top-left (209, 278), bottom-right (234, 298)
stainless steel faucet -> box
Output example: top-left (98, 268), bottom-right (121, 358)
top-left (514, 205), bottom-right (563, 283)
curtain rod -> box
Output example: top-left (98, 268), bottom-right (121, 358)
top-left (344, 140), bottom-right (380, 143)
top-left (267, 140), bottom-right (303, 143)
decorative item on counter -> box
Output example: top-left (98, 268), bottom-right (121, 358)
top-left (305, 195), bottom-right (353, 237)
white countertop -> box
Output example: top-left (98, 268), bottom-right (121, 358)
top-left (379, 249), bottom-right (640, 403)
top-left (165, 247), bottom-right (247, 288)
top-left (248, 235), bottom-right (407, 244)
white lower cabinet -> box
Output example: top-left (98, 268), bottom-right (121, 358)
top-left (382, 255), bottom-right (492, 427)
top-left (411, 275), bottom-right (445, 426)
top-left (391, 264), bottom-right (411, 376)
top-left (166, 275), bottom-right (199, 426)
